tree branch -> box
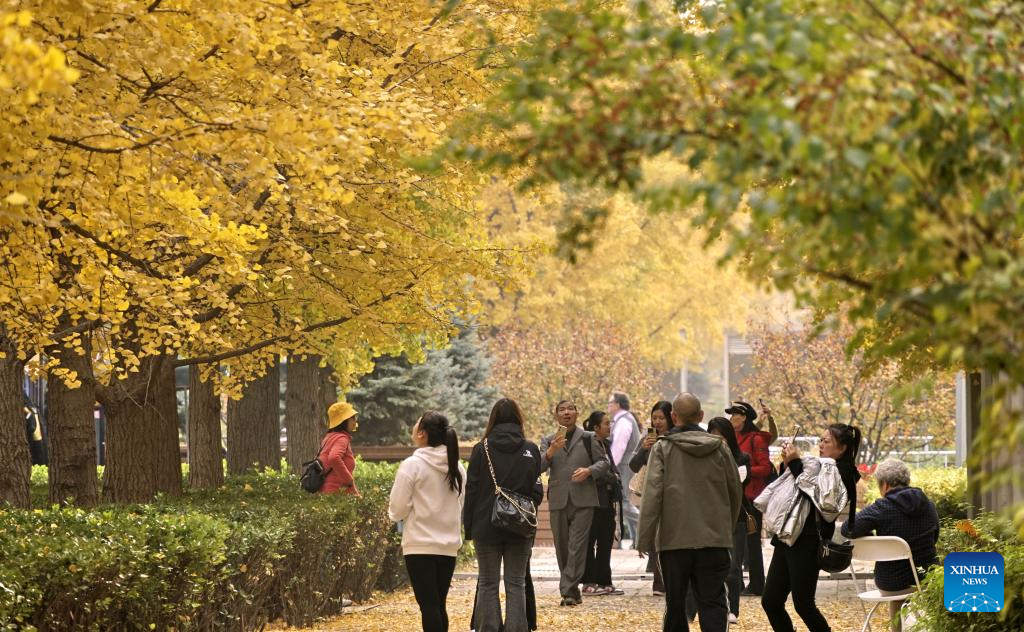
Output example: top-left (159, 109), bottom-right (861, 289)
top-left (48, 133), bottom-right (180, 155)
top-left (61, 219), bottom-right (169, 279)
top-left (176, 282), bottom-right (417, 366)
top-left (50, 318), bottom-right (104, 342)
top-left (861, 0), bottom-right (967, 86)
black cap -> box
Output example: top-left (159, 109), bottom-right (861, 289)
top-left (725, 401), bottom-right (757, 422)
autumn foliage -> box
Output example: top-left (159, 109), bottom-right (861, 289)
top-left (0, 0), bottom-right (541, 505)
top-left (486, 317), bottom-right (665, 440)
top-left (737, 319), bottom-right (956, 464)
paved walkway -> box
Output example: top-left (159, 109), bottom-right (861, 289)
top-left (275, 542), bottom-right (888, 630)
top-left (457, 540), bottom-right (875, 599)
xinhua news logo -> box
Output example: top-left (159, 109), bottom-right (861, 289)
top-left (944, 552), bottom-right (1004, 612)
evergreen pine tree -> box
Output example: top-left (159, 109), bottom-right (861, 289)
top-left (346, 323), bottom-right (497, 444)
top-left (434, 324), bottom-right (498, 438)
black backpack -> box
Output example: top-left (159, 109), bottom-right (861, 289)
top-left (299, 438), bottom-right (332, 493)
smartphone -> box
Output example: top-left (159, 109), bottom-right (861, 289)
top-left (758, 397), bottom-right (767, 409)
top-left (647, 427), bottom-right (656, 439)
top-left (555, 425), bottom-right (567, 440)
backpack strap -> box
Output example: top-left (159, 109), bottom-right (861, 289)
top-left (583, 432), bottom-right (613, 467)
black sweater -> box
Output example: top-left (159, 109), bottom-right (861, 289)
top-left (841, 486), bottom-right (939, 590)
top-left (463, 423), bottom-right (544, 544)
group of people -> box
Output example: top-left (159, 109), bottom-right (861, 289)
top-left (315, 392), bottom-right (941, 632)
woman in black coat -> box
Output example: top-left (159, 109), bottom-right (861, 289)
top-left (707, 416), bottom-right (753, 623)
top-left (464, 398), bottom-right (543, 632)
top-left (761, 423), bottom-right (861, 632)
top-left (629, 401), bottom-right (672, 596)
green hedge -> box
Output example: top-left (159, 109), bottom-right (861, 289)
top-left (911, 513), bottom-right (1023, 630)
top-left (1, 461), bottom-right (405, 631)
top-left (862, 466), bottom-right (968, 520)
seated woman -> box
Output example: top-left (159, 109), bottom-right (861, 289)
top-left (842, 458), bottom-right (939, 631)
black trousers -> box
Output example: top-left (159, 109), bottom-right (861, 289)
top-left (582, 506), bottom-right (615, 586)
top-left (405, 554), bottom-right (457, 632)
top-left (761, 531), bottom-right (831, 632)
top-left (659, 548), bottom-right (730, 632)
top-left (728, 519), bottom-right (747, 615)
top-left (744, 505), bottom-right (765, 592)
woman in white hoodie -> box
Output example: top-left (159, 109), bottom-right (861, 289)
top-left (389, 411), bottom-right (467, 632)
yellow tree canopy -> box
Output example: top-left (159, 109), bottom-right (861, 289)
top-left (481, 174), bottom-right (752, 370)
top-left (1, 1), bottom-right (539, 389)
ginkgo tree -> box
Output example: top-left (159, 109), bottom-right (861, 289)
top-left (0, 0), bottom-right (541, 505)
top-left (480, 176), bottom-right (752, 368)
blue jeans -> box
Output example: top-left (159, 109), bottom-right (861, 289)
top-left (474, 539), bottom-right (532, 632)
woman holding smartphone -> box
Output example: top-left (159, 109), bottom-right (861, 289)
top-left (628, 400), bottom-right (673, 597)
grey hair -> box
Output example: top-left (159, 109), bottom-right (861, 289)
top-left (611, 392), bottom-right (630, 410)
top-left (875, 458), bottom-right (911, 488)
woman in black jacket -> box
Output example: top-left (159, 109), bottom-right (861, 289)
top-left (581, 411), bottom-right (623, 596)
top-left (464, 398), bottom-right (543, 632)
top-left (629, 400), bottom-right (672, 596)
top-left (707, 416), bottom-right (753, 624)
top-left (761, 423), bottom-right (862, 632)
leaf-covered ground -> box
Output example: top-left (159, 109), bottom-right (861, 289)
top-left (272, 577), bottom-right (894, 631)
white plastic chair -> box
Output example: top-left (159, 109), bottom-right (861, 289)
top-left (849, 536), bottom-right (922, 632)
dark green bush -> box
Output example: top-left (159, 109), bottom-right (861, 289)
top-left (911, 513), bottom-right (1023, 631)
top-left (1, 460), bottom-right (406, 631)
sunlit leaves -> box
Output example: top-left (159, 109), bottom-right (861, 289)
top-left (1, 1), bottom-right (543, 392)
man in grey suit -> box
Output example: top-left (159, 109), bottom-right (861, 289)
top-left (540, 399), bottom-right (611, 606)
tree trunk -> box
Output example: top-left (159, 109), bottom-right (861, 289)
top-left (99, 355), bottom-right (183, 503)
top-left (46, 338), bottom-right (98, 507)
top-left (188, 367), bottom-right (224, 488)
top-left (319, 362), bottom-right (338, 416)
top-left (227, 358), bottom-right (280, 475)
top-left (285, 355), bottom-right (331, 474)
top-left (0, 334), bottom-right (30, 508)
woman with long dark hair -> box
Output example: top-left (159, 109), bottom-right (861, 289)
top-left (707, 416), bottom-right (752, 624)
top-left (760, 423), bottom-right (862, 632)
top-left (629, 400), bottom-right (672, 596)
top-left (464, 399), bottom-right (543, 632)
top-left (727, 400), bottom-right (772, 595)
top-left (581, 410), bottom-right (622, 596)
top-left (388, 412), bottom-right (466, 632)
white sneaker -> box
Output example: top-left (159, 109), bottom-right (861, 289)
top-left (728, 613), bottom-right (738, 624)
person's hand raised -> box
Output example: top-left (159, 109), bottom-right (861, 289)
top-left (782, 442), bottom-right (800, 465)
top-left (546, 434), bottom-right (567, 459)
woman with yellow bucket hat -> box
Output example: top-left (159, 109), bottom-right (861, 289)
top-left (319, 401), bottom-right (361, 496)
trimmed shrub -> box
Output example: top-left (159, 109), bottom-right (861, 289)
top-left (911, 514), bottom-right (1023, 630)
top-left (0, 460), bottom-right (406, 631)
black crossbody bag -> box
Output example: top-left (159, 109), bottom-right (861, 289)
top-left (483, 439), bottom-right (538, 538)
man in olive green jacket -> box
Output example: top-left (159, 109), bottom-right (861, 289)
top-left (637, 393), bottom-right (742, 632)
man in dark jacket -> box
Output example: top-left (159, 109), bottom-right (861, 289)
top-left (637, 393), bottom-right (742, 632)
top-left (842, 458), bottom-right (939, 632)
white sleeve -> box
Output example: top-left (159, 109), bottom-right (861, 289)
top-left (458, 463), bottom-right (468, 511)
top-left (610, 414), bottom-right (633, 464)
top-left (388, 461), bottom-right (415, 523)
